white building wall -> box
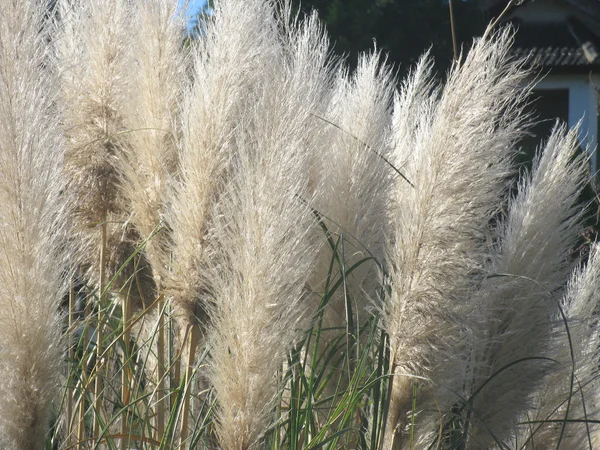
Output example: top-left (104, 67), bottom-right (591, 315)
top-left (535, 74), bottom-right (599, 174)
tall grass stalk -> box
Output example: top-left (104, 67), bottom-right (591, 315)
top-left (163, 1), bottom-right (285, 442)
top-left (0, 1), bottom-right (69, 448)
top-left (383, 27), bottom-right (532, 449)
top-left (56, 0), bottom-right (132, 440)
top-left (204, 3), bottom-right (337, 446)
top-left (466, 124), bottom-right (589, 448)
top-left (310, 50), bottom-right (395, 402)
top-left (67, 280), bottom-right (76, 448)
top-left (523, 243), bottom-right (600, 449)
top-left (56, 0), bottom-right (131, 289)
top-left (119, 0), bottom-right (187, 438)
top-left (164, 0), bottom-right (278, 332)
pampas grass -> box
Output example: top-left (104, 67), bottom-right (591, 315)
top-left (383, 27), bottom-right (532, 449)
top-left (118, 0), bottom-right (187, 437)
top-left (0, 1), bottom-right (69, 448)
top-left (2, 1), bottom-right (600, 449)
top-left (55, 0), bottom-right (133, 440)
top-left (164, 0), bottom-right (278, 332)
top-left (466, 124), bottom-right (589, 448)
top-left (311, 49), bottom-right (395, 350)
top-left (524, 242), bottom-right (600, 449)
top-left (206, 5), bottom-right (335, 447)
top-left (162, 1), bottom-right (282, 441)
top-left (307, 51), bottom-right (395, 426)
top-left (57, 0), bottom-right (131, 284)
top-left (120, 0), bottom-right (186, 285)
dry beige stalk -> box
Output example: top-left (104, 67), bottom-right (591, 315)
top-left (0, 1), bottom-right (70, 448)
top-left (56, 0), bottom-right (132, 440)
top-left (205, 2), bottom-right (336, 447)
top-left (468, 125), bottom-right (589, 448)
top-left (118, 0), bottom-right (187, 437)
top-left (383, 28), bottom-right (532, 449)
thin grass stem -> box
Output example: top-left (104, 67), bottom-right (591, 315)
top-left (178, 324), bottom-right (199, 447)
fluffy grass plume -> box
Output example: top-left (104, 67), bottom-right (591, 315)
top-left (163, 2), bottom-right (285, 442)
top-left (0, 1), bottom-right (69, 448)
top-left (468, 126), bottom-right (588, 447)
top-left (164, 0), bottom-right (279, 331)
top-left (311, 50), bottom-right (395, 339)
top-left (383, 28), bottom-right (532, 449)
top-left (55, 0), bottom-right (133, 440)
top-left (2, 0), bottom-right (599, 448)
top-left (307, 51), bottom-right (395, 411)
top-left (116, 0), bottom-right (187, 436)
top-left (468, 125), bottom-right (590, 447)
top-left (524, 243), bottom-right (600, 449)
top-left (119, 0), bottom-right (186, 289)
top-left (56, 0), bottom-right (131, 291)
top-left (206, 2), bottom-right (333, 447)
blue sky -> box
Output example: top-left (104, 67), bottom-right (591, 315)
top-left (177, 0), bottom-right (207, 27)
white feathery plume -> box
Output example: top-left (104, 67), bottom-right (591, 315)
top-left (56, 0), bottom-right (131, 289)
top-left (55, 0), bottom-right (132, 439)
top-left (279, 4), bottom-right (336, 197)
top-left (208, 129), bottom-right (318, 450)
top-left (162, 1), bottom-right (285, 443)
top-left (309, 51), bottom-right (395, 403)
top-left (312, 51), bottom-right (395, 326)
top-left (468, 124), bottom-right (589, 448)
top-left (521, 243), bottom-right (600, 449)
top-left (390, 53), bottom-right (439, 166)
top-left (0, 1), bottom-right (69, 448)
top-left (119, 0), bottom-right (186, 289)
top-left (112, 0), bottom-right (187, 437)
top-left (206, 4), bottom-right (330, 448)
top-left (383, 27), bottom-right (532, 449)
top-left (164, 0), bottom-right (279, 330)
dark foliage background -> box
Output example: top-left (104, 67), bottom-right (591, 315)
top-left (289, 0), bottom-right (489, 75)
